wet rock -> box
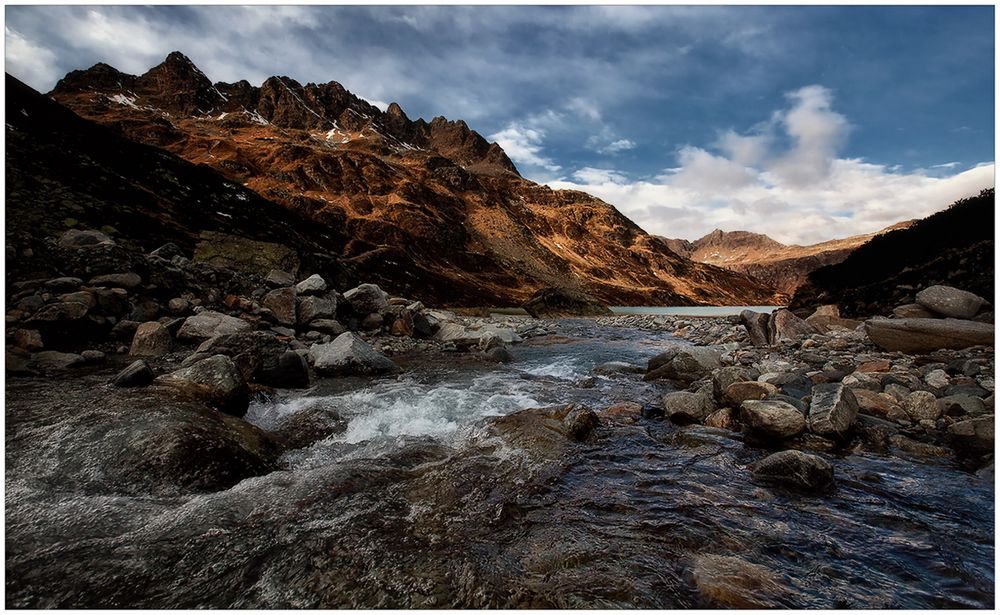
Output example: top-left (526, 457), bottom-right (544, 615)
top-left (904, 390), bottom-right (941, 422)
top-left (852, 389), bottom-right (901, 419)
top-left (593, 361), bottom-right (645, 375)
top-left (645, 346), bottom-right (722, 386)
top-left (265, 269), bottom-right (295, 287)
top-left (309, 332), bottom-right (401, 376)
top-left (155, 354), bottom-right (250, 417)
top-left (177, 310), bottom-right (252, 342)
top-left (808, 383), bottom-right (859, 439)
top-left (191, 331), bottom-right (288, 385)
top-left (855, 413), bottom-right (900, 448)
top-left (888, 434), bottom-right (952, 459)
top-left (483, 346), bottom-right (514, 363)
top-left (489, 404), bottom-right (599, 456)
top-left (661, 387), bottom-right (715, 424)
top-left (724, 381), bottom-right (778, 406)
top-left (893, 303), bottom-right (936, 319)
top-left (258, 350), bottom-right (311, 389)
top-left (59, 228), bottom-right (114, 248)
top-left (89, 272), bottom-right (142, 289)
top-left (29, 351), bottom-right (85, 372)
top-left (342, 283), bottom-right (389, 315)
top-left (865, 318), bottom-right (994, 353)
top-left (749, 450), bottom-right (834, 491)
top-left (111, 359), bottom-right (155, 387)
top-left (294, 273), bottom-right (328, 295)
top-left (521, 287), bottom-right (611, 318)
top-left (477, 330), bottom-right (505, 352)
top-left (129, 321), bottom-right (172, 357)
top-left (690, 554), bottom-right (788, 609)
top-left (916, 285), bottom-right (988, 319)
top-left (601, 401), bottom-right (643, 421)
top-left (711, 366), bottom-right (757, 401)
top-left (740, 399), bottom-right (806, 439)
top-left (262, 287), bottom-right (297, 326)
top-left (13, 329), bottom-right (43, 352)
top-left (704, 407), bottom-right (735, 430)
top-left (937, 394), bottom-right (986, 418)
top-left (268, 403), bottom-right (347, 450)
top-left (947, 416), bottom-right (994, 455)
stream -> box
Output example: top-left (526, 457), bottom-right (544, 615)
top-left (5, 320), bottom-right (995, 608)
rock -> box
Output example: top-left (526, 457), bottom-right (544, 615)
top-left (888, 435), bottom-right (952, 458)
top-left (489, 404), bottom-right (599, 456)
top-left (193, 231), bottom-right (299, 276)
top-left (389, 313), bottom-right (414, 337)
top-left (808, 383), bottom-right (859, 438)
top-left (88, 272), bottom-right (142, 289)
top-left (704, 407), bottom-right (735, 430)
top-left (740, 310), bottom-right (771, 346)
top-left (740, 400), bottom-right (806, 439)
top-left (112, 319), bottom-right (141, 340)
top-left (937, 394), bottom-right (986, 418)
top-left (13, 329), bottom-right (43, 352)
top-left (645, 346), bottom-right (722, 386)
top-left (711, 366), bottom-right (756, 401)
top-left (191, 331), bottom-right (288, 385)
top-left (149, 242), bottom-right (185, 260)
top-left (177, 310), bottom-right (252, 342)
top-left (309, 332), bottom-right (401, 376)
top-left (724, 381), bottom-right (778, 406)
top-left (855, 360), bottom-right (891, 373)
top-left (924, 369), bottom-right (951, 390)
top-left (947, 416), bottom-right (994, 455)
top-left (477, 330), bottom-right (505, 352)
top-left (167, 298), bottom-right (191, 314)
top-left (295, 294), bottom-right (338, 323)
top-left (265, 269), bottom-right (295, 287)
top-left (360, 313), bottom-right (384, 331)
top-left (59, 228), bottom-right (114, 248)
top-left (483, 346), bottom-right (515, 363)
top-left (769, 309), bottom-right (817, 343)
top-left (433, 322), bottom-right (481, 347)
top-left (342, 283), bottom-right (389, 315)
top-left (602, 402), bottom-right (643, 421)
top-left (261, 287), bottom-right (297, 326)
top-left (661, 387), bottom-right (715, 424)
top-left (27, 301), bottom-right (88, 323)
top-left (904, 390), bottom-right (942, 422)
top-left (29, 351), bottom-right (85, 372)
top-left (128, 321), bottom-right (172, 357)
top-left (852, 389), bottom-right (901, 418)
top-left (916, 285), bottom-right (988, 319)
top-left (521, 287), bottom-right (611, 318)
top-left (690, 554), bottom-right (787, 609)
top-left (58, 291), bottom-right (97, 309)
top-left (295, 273), bottom-right (328, 295)
top-left (44, 277), bottom-right (84, 292)
top-left (309, 319), bottom-right (346, 336)
top-left (855, 413), bottom-right (900, 448)
top-left (411, 312), bottom-right (435, 338)
top-left (258, 350), bottom-right (311, 389)
top-left (864, 318), bottom-right (994, 353)
top-left (155, 354), bottom-right (250, 416)
top-left (593, 361), bottom-right (645, 375)
top-left (111, 359), bottom-right (155, 387)
top-left (806, 314), bottom-right (862, 334)
top-left (749, 450), bottom-right (834, 491)
top-left (893, 303), bottom-right (936, 319)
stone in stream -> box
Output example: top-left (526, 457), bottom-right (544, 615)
top-left (724, 381), bottom-right (778, 406)
top-left (690, 554), bottom-right (788, 609)
top-left (749, 450), bottom-right (834, 491)
top-left (129, 321), bottom-right (172, 357)
top-left (661, 386), bottom-right (715, 424)
top-left (644, 346), bottom-right (722, 386)
top-left (915, 285), bottom-right (988, 319)
top-left (111, 359), bottom-right (155, 388)
top-left (155, 354), bottom-right (250, 417)
top-left (177, 310), bottom-right (252, 342)
top-left (864, 318), bottom-right (994, 353)
top-left (258, 350), bottom-right (311, 389)
top-left (740, 400), bottom-right (806, 439)
top-left (807, 383), bottom-right (859, 439)
top-left (29, 351), bottom-right (85, 372)
top-left (308, 332), bottom-right (400, 376)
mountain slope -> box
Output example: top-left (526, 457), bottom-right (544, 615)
top-left (789, 189), bottom-right (994, 317)
top-left (661, 223), bottom-right (913, 296)
top-left (47, 51), bottom-right (782, 307)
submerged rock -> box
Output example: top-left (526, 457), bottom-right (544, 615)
top-left (645, 346), bottom-right (722, 386)
top-left (489, 404), bottom-right (599, 456)
top-left (155, 354), bottom-right (250, 417)
top-left (661, 387), bottom-right (715, 424)
top-left (947, 416), bottom-right (994, 455)
top-left (749, 450), bottom-right (834, 491)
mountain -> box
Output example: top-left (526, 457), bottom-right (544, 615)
top-left (46, 51), bottom-right (782, 307)
top-left (789, 188), bottom-right (994, 317)
top-left (660, 223), bottom-right (913, 297)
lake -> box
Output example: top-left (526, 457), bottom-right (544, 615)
top-left (610, 305), bottom-right (785, 317)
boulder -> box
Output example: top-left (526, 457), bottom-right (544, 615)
top-left (191, 331), bottom-right (288, 386)
top-left (645, 346), bottom-right (722, 386)
top-left (916, 285), bottom-right (988, 319)
top-left (489, 404), bottom-right (599, 456)
top-left (852, 389), bottom-right (901, 419)
top-left (937, 394), bottom-right (987, 418)
top-left (711, 366), bottom-right (757, 401)
top-left (769, 309), bottom-right (817, 343)
top-left (808, 383), bottom-right (859, 438)
top-left (893, 303), bottom-right (936, 319)
top-left (904, 390), bottom-right (941, 422)
top-left (749, 450), bottom-right (834, 491)
top-left (433, 322), bottom-right (481, 347)
top-left (176, 310), bottom-right (252, 342)
top-left (864, 318), bottom-right (994, 353)
top-left (389, 312), bottom-right (415, 337)
top-left (192, 231), bottom-right (299, 276)
top-left (89, 272), bottom-right (142, 289)
top-left (361, 313), bottom-right (384, 330)
top-left (155, 354), bottom-right (250, 416)
top-left (740, 400), bottom-right (806, 439)
top-left (262, 287), bottom-right (297, 326)
top-left (129, 321), bottom-right (172, 357)
top-left (309, 319), bottom-right (346, 336)
top-left (724, 381), bottom-right (778, 406)
top-left (483, 346), bottom-right (515, 363)
top-left (167, 298), bottom-right (191, 314)
top-left (111, 360), bottom-right (155, 388)
top-left (258, 350), bottom-right (311, 389)
top-left (308, 332), bottom-right (401, 376)
top-left (947, 416), bottom-right (994, 455)
top-left (27, 301), bottom-right (88, 323)
top-left (704, 407), bottom-right (736, 430)
top-left (521, 286), bottom-right (611, 318)
top-left (661, 386), bottom-right (715, 424)
top-left (593, 361), bottom-right (645, 375)
top-left (740, 310), bottom-right (771, 346)
top-left (29, 351), bottom-right (85, 372)
top-left (806, 306), bottom-right (861, 333)
top-left (295, 273), bottom-right (327, 295)
top-left (59, 229), bottom-right (114, 249)
top-left (342, 283), bottom-right (389, 315)
top-left (13, 329), bottom-right (43, 352)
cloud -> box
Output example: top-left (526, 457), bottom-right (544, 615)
top-left (549, 85), bottom-right (994, 245)
top-left (489, 123), bottom-right (561, 174)
top-left (596, 139), bottom-right (636, 155)
top-left (5, 27), bottom-right (59, 87)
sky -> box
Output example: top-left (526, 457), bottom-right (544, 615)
top-left (5, 5), bottom-right (995, 244)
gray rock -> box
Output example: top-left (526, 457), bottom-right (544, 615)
top-left (89, 272), bottom-right (142, 289)
top-left (645, 346), bottom-right (722, 386)
top-left (309, 319), bottom-right (346, 336)
top-left (483, 347), bottom-right (515, 364)
top-left (297, 295), bottom-right (336, 324)
top-left (262, 287), bottom-right (297, 326)
top-left (308, 332), bottom-right (401, 376)
top-left (769, 309), bottom-right (817, 343)
top-left (662, 386), bottom-right (715, 424)
top-left (904, 390), bottom-right (942, 422)
top-left (44, 277), bottom-right (84, 292)
top-left (593, 361), bottom-right (645, 375)
top-left (740, 400), bottom-right (806, 439)
top-left (343, 283), bottom-right (389, 315)
top-left (947, 416), bottom-right (994, 455)
top-left (916, 285), bottom-right (988, 319)
top-left (711, 366), bottom-right (756, 401)
top-left (893, 303), bottom-right (936, 319)
top-left (294, 274), bottom-right (328, 295)
top-left (59, 229), bottom-right (114, 249)
top-left (265, 269), bottom-right (295, 287)
top-left (864, 318), bottom-right (994, 353)
top-left (749, 450), bottom-right (834, 491)
top-left (111, 359), bottom-right (155, 387)
top-left (938, 394), bottom-right (987, 418)
top-left (80, 350), bottom-right (105, 362)
top-left (155, 354), bottom-right (250, 416)
top-left (129, 321), bottom-right (172, 357)
top-left (433, 322), bottom-right (481, 347)
top-left (740, 310), bottom-right (771, 346)
top-left (177, 311), bottom-right (251, 342)
top-left (808, 383), bottom-right (859, 438)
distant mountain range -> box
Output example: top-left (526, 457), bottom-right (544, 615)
top-left (42, 51), bottom-right (782, 307)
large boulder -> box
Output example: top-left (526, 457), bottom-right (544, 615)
top-left (807, 383), bottom-right (859, 438)
top-left (769, 309), bottom-right (817, 343)
top-left (308, 332), bottom-right (400, 376)
top-left (488, 404), bottom-right (599, 457)
top-left (192, 231), bottom-right (299, 276)
top-left (342, 283), bottom-right (389, 316)
top-left (740, 310), bottom-right (771, 346)
top-left (916, 285), bottom-right (988, 319)
top-left (155, 354), bottom-right (250, 416)
top-left (176, 310), bottom-right (252, 342)
top-left (521, 287), bottom-right (612, 318)
top-left (864, 318), bottom-right (994, 353)
top-left (262, 287), bottom-right (297, 326)
top-left (189, 331), bottom-right (291, 387)
top-left (645, 346), bottom-right (722, 386)
top-left (433, 322), bottom-right (482, 348)
top-left (129, 321), bottom-right (172, 357)
top-left (749, 450), bottom-right (834, 491)
top-left (740, 400), bottom-right (806, 439)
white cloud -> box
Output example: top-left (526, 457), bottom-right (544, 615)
top-left (596, 138), bottom-right (636, 154)
top-left (572, 167), bottom-right (628, 185)
top-left (769, 85), bottom-right (850, 187)
top-left (5, 27), bottom-right (60, 87)
top-left (489, 123), bottom-right (561, 174)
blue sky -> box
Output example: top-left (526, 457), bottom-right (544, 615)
top-left (5, 5), bottom-right (995, 243)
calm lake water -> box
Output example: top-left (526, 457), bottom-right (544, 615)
top-left (611, 305), bottom-right (785, 317)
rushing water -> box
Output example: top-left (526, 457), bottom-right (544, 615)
top-left (5, 320), bottom-right (995, 608)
